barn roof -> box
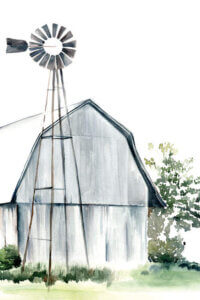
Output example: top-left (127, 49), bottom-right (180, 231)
top-left (11, 99), bottom-right (165, 208)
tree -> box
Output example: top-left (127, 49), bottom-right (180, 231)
top-left (145, 142), bottom-right (200, 263)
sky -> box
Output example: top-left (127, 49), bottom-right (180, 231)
top-left (1, 0), bottom-right (200, 261)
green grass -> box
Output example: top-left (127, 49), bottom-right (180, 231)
top-left (0, 281), bottom-right (131, 300)
top-left (1, 264), bottom-right (200, 299)
top-left (138, 264), bottom-right (200, 287)
top-left (110, 264), bottom-right (200, 292)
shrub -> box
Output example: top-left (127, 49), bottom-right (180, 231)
top-left (148, 237), bottom-right (184, 263)
top-left (0, 270), bottom-right (14, 281)
top-left (29, 270), bottom-right (47, 282)
top-left (141, 270), bottom-right (149, 275)
top-left (12, 272), bottom-right (30, 283)
top-left (63, 266), bottom-right (113, 284)
top-left (90, 267), bottom-right (113, 283)
top-left (0, 263), bottom-right (113, 286)
top-left (44, 274), bottom-right (57, 286)
top-left (178, 260), bottom-right (200, 271)
top-left (0, 245), bottom-right (21, 270)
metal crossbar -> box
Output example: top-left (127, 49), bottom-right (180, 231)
top-left (47, 87), bottom-right (62, 91)
top-left (41, 135), bottom-right (72, 140)
top-left (35, 187), bottom-right (64, 191)
top-left (35, 187), bottom-right (52, 190)
top-left (30, 237), bottom-right (50, 241)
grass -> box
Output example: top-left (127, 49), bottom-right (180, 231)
top-left (110, 263), bottom-right (200, 292)
top-left (0, 281), bottom-right (133, 300)
top-left (1, 264), bottom-right (200, 299)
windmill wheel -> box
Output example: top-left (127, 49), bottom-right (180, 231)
top-left (29, 23), bottom-right (76, 70)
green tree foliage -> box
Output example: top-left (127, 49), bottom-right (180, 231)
top-left (145, 142), bottom-right (200, 262)
top-left (0, 245), bottom-right (21, 270)
top-left (148, 238), bottom-right (184, 263)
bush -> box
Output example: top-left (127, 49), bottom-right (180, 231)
top-left (0, 245), bottom-right (21, 270)
top-left (63, 266), bottom-right (113, 284)
top-left (0, 270), bottom-right (14, 281)
top-left (0, 262), bottom-right (113, 286)
top-left (178, 260), bottom-right (200, 271)
top-left (12, 271), bottom-right (30, 283)
top-left (90, 268), bottom-right (113, 283)
top-left (29, 270), bottom-right (47, 282)
top-left (148, 237), bottom-right (184, 263)
top-left (130, 263), bottom-right (200, 288)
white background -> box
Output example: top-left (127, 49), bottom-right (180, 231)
top-left (0, 0), bottom-right (200, 261)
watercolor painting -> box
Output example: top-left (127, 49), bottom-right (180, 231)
top-left (1, 1), bottom-right (200, 299)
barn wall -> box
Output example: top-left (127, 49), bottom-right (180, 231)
top-left (0, 204), bottom-right (17, 248)
top-left (16, 104), bottom-right (148, 207)
top-left (15, 103), bottom-right (149, 268)
top-left (18, 204), bottom-right (147, 269)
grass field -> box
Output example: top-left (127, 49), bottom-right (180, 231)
top-left (1, 265), bottom-right (200, 299)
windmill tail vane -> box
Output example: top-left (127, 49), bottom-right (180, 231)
top-left (6, 24), bottom-right (89, 286)
top-left (6, 38), bottom-right (28, 53)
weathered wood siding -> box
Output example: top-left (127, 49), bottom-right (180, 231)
top-left (14, 103), bottom-right (148, 268)
top-left (18, 204), bottom-right (147, 268)
top-left (0, 204), bottom-right (17, 248)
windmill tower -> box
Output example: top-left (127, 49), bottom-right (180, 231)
top-left (6, 23), bottom-right (89, 283)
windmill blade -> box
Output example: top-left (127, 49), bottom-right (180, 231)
top-left (6, 38), bottom-right (28, 53)
top-left (62, 48), bottom-right (76, 58)
top-left (42, 24), bottom-right (51, 38)
top-left (39, 53), bottom-right (50, 68)
top-left (31, 34), bottom-right (44, 44)
top-left (56, 55), bottom-right (64, 69)
top-left (35, 28), bottom-right (47, 40)
top-left (63, 40), bottom-right (76, 48)
top-left (47, 55), bottom-right (56, 70)
top-left (29, 42), bottom-right (43, 48)
top-left (29, 46), bottom-right (43, 51)
top-left (30, 49), bottom-right (44, 58)
top-left (33, 51), bottom-right (45, 62)
top-left (60, 52), bottom-right (72, 67)
top-left (60, 31), bottom-right (73, 43)
top-left (57, 26), bottom-right (66, 39)
top-left (52, 23), bottom-right (58, 37)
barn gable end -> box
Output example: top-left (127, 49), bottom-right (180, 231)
top-left (12, 99), bottom-right (164, 208)
top-left (0, 99), bottom-right (164, 268)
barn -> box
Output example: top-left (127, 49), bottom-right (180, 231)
top-left (0, 99), bottom-right (165, 269)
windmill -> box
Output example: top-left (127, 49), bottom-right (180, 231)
top-left (6, 23), bottom-right (89, 284)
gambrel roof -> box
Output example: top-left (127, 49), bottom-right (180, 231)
top-left (11, 99), bottom-right (165, 208)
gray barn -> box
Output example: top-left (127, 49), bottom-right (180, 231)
top-left (0, 100), bottom-right (164, 269)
